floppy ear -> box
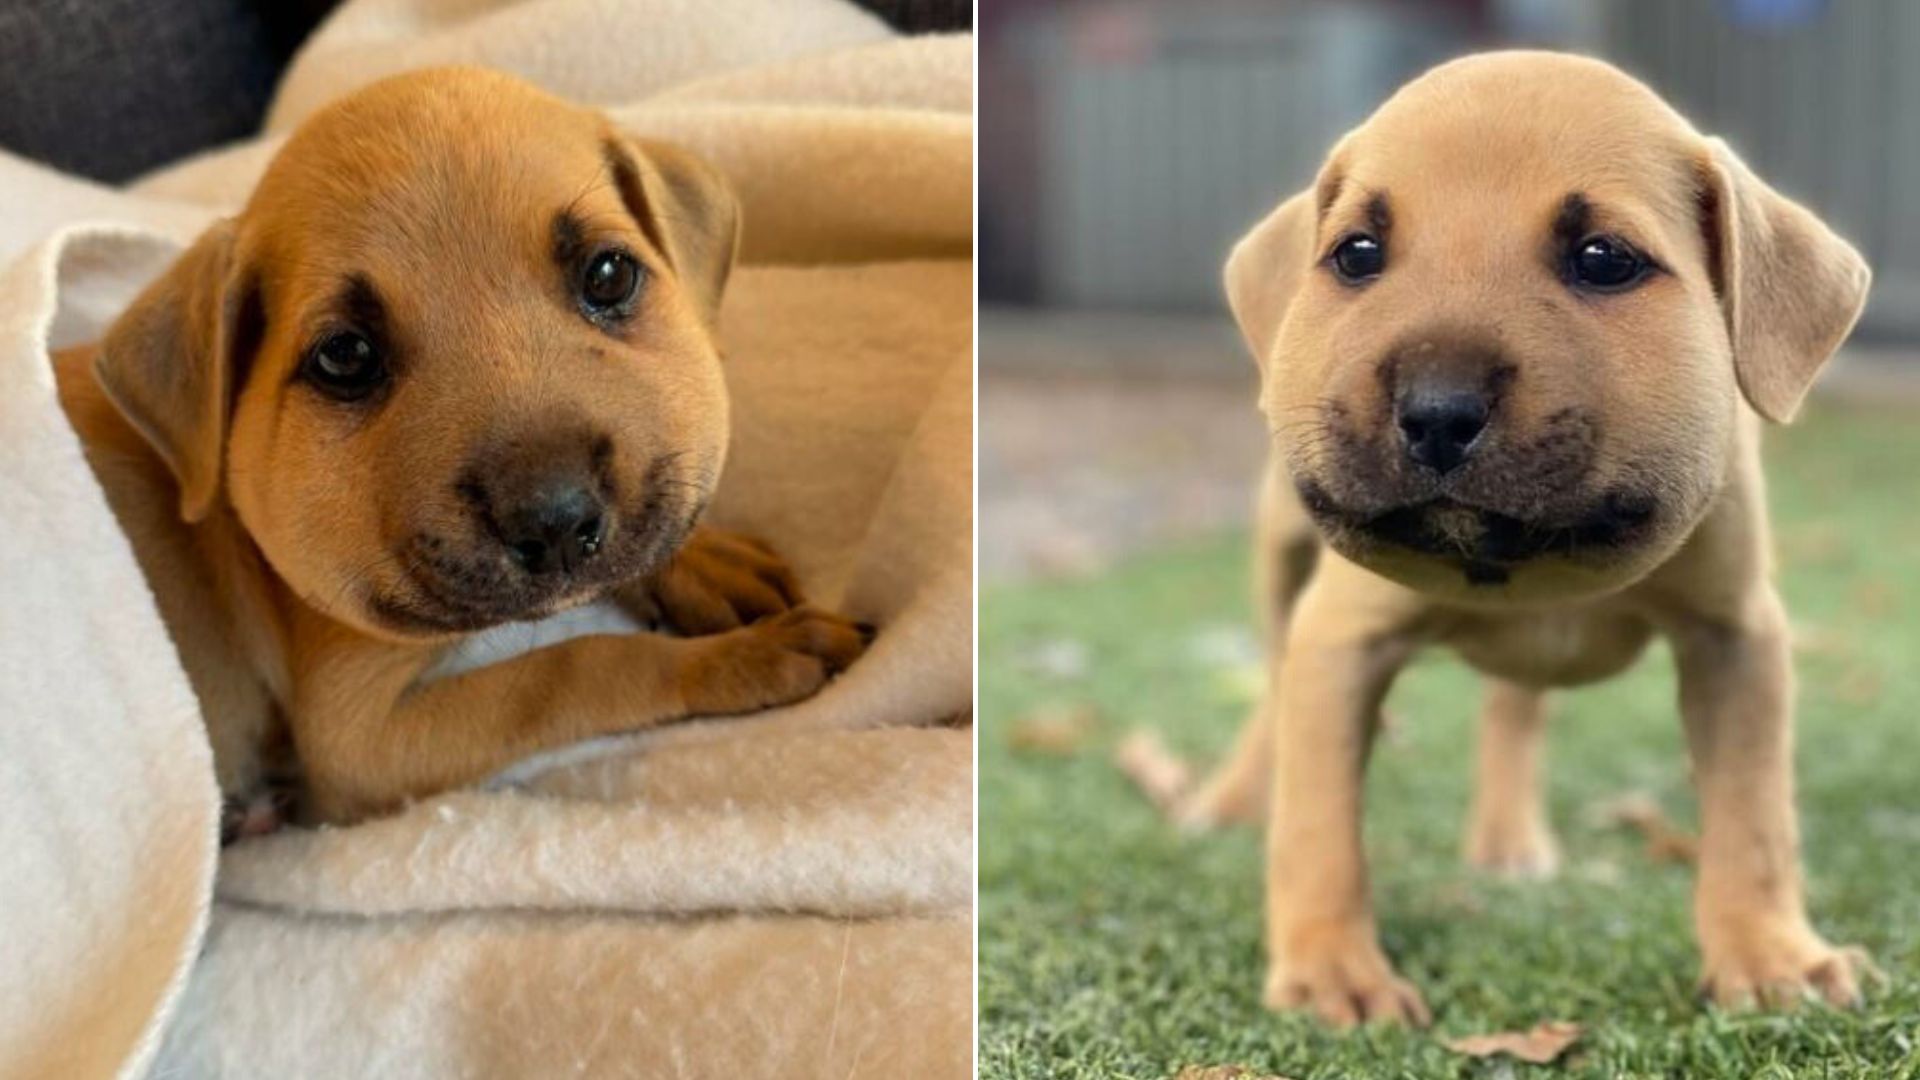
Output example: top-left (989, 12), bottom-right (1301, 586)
top-left (94, 220), bottom-right (259, 523)
top-left (1223, 189), bottom-right (1317, 374)
top-left (609, 137), bottom-right (742, 329)
top-left (1700, 137), bottom-right (1871, 423)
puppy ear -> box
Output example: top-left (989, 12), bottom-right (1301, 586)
top-left (94, 220), bottom-right (259, 523)
top-left (1223, 190), bottom-right (1317, 372)
top-left (1700, 137), bottom-right (1870, 423)
top-left (610, 137), bottom-right (742, 328)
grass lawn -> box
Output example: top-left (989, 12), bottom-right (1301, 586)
top-left (979, 404), bottom-right (1920, 1079)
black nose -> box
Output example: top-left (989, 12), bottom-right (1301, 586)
top-left (1396, 384), bottom-right (1491, 476)
top-left (498, 483), bottom-right (606, 575)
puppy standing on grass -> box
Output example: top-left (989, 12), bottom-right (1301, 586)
top-left (54, 67), bottom-right (868, 826)
top-left (1185, 52), bottom-right (1873, 1025)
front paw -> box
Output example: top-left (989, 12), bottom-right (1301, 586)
top-left (1265, 919), bottom-right (1431, 1028)
top-left (644, 528), bottom-right (804, 634)
top-left (679, 606), bottom-right (871, 716)
top-left (1700, 918), bottom-right (1878, 1009)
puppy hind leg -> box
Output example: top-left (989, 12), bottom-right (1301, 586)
top-left (1462, 678), bottom-right (1559, 878)
top-left (1177, 517), bottom-right (1321, 831)
top-left (1177, 698), bottom-right (1275, 830)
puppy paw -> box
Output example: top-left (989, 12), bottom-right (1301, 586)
top-left (1173, 773), bottom-right (1267, 833)
top-left (1462, 807), bottom-right (1559, 879)
top-left (1700, 923), bottom-right (1880, 1010)
top-left (679, 605), bottom-right (871, 716)
top-left (1265, 922), bottom-right (1431, 1028)
top-left (640, 527), bottom-right (804, 634)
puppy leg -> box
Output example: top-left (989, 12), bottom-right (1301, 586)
top-left (1462, 679), bottom-right (1558, 878)
top-left (1264, 570), bottom-right (1427, 1027)
top-left (1675, 588), bottom-right (1869, 1009)
top-left (1180, 469), bottom-right (1319, 830)
top-left (1178, 698), bottom-right (1275, 830)
top-left (298, 606), bottom-right (866, 822)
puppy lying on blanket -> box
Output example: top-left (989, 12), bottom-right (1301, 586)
top-left (1189, 52), bottom-right (1872, 1025)
top-left (53, 67), bottom-right (868, 825)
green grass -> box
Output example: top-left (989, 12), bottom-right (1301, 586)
top-left (980, 405), bottom-right (1920, 1079)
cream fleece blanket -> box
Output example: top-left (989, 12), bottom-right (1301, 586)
top-left (0, 3), bottom-right (973, 1078)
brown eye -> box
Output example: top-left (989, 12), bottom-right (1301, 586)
top-left (1330, 234), bottom-right (1385, 283)
top-left (1569, 235), bottom-right (1649, 291)
top-left (580, 250), bottom-right (641, 313)
top-left (302, 331), bottom-right (385, 400)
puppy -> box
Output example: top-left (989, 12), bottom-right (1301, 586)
top-left (1188, 52), bottom-right (1871, 1025)
top-left (53, 67), bottom-right (868, 825)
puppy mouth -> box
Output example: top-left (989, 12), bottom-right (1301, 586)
top-left (1299, 481), bottom-right (1657, 586)
top-left (369, 493), bottom-right (704, 635)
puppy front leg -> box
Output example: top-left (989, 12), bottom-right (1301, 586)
top-left (1264, 571), bottom-right (1427, 1027)
top-left (298, 607), bottom-right (865, 822)
top-left (1675, 587), bottom-right (1869, 1009)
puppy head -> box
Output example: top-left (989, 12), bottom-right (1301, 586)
top-left (1226, 51), bottom-right (1868, 603)
top-left (95, 68), bottom-right (740, 640)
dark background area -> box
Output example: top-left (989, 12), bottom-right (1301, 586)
top-left (0, 0), bottom-right (971, 184)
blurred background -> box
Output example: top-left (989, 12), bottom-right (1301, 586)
top-left (980, 0), bottom-right (1920, 578)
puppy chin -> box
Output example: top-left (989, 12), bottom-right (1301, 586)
top-left (1298, 476), bottom-right (1672, 605)
top-left (365, 580), bottom-right (594, 638)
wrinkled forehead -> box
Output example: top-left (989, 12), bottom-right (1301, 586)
top-left (251, 123), bottom-right (630, 277)
top-left (1322, 70), bottom-right (1704, 253)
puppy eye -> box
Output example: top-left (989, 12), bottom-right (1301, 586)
top-left (302, 331), bottom-right (386, 400)
top-left (580, 250), bottom-right (642, 313)
top-left (1569, 235), bottom-right (1649, 291)
top-left (1329, 234), bottom-right (1385, 283)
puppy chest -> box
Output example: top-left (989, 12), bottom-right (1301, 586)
top-left (1444, 609), bottom-right (1653, 688)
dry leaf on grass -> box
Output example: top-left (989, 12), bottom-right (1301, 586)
top-left (1007, 703), bottom-right (1098, 756)
top-left (1587, 791), bottom-right (1698, 864)
top-left (1115, 729), bottom-right (1193, 812)
top-left (1173, 1067), bottom-right (1295, 1080)
top-left (1441, 1020), bottom-right (1583, 1064)
top-left (1643, 829), bottom-right (1699, 864)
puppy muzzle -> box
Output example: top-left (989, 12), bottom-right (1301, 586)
top-left (370, 444), bottom-right (710, 635)
top-left (1291, 400), bottom-right (1659, 587)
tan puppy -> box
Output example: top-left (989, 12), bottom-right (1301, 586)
top-left (1188, 51), bottom-right (1872, 1026)
top-left (53, 67), bottom-right (868, 826)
